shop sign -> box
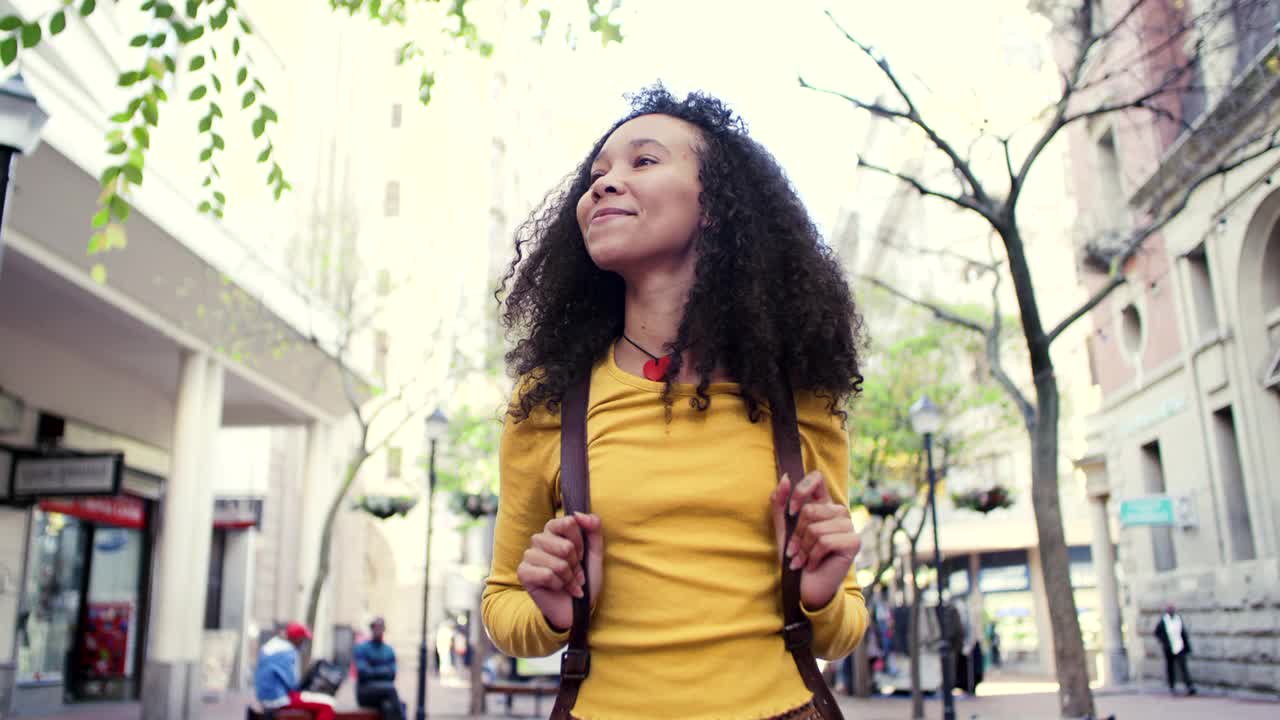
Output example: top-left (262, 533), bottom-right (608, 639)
top-left (213, 497), bottom-right (264, 529)
top-left (978, 564), bottom-right (1030, 594)
top-left (1119, 495), bottom-right (1175, 527)
top-left (39, 495), bottom-right (146, 529)
top-left (13, 453), bottom-right (123, 497)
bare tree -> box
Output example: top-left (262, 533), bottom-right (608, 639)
top-left (804, 1), bottom-right (1280, 715)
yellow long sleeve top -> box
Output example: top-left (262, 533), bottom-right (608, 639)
top-left (482, 351), bottom-right (868, 720)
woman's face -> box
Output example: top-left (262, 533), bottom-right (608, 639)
top-left (575, 114), bottom-right (704, 274)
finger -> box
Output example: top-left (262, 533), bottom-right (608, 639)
top-left (517, 563), bottom-right (568, 594)
top-left (791, 503), bottom-right (845, 554)
top-left (789, 471), bottom-right (826, 514)
top-left (773, 474), bottom-right (792, 511)
top-left (547, 516), bottom-right (585, 563)
top-left (531, 532), bottom-right (578, 563)
top-left (805, 531), bottom-right (859, 573)
top-left (524, 547), bottom-right (577, 589)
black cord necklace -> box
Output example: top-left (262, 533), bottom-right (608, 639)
top-left (621, 333), bottom-right (673, 381)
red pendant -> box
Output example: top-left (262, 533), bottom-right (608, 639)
top-left (643, 356), bottom-right (672, 381)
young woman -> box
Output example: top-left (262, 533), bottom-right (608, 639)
top-left (483, 86), bottom-right (868, 720)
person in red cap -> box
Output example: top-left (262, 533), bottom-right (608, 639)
top-left (254, 621), bottom-right (335, 720)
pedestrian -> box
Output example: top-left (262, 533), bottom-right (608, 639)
top-left (253, 622), bottom-right (335, 720)
top-left (1155, 603), bottom-right (1197, 695)
top-left (354, 617), bottom-right (405, 720)
top-left (986, 621), bottom-right (1001, 668)
top-left (483, 85), bottom-right (869, 719)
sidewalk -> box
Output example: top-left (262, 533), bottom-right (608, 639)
top-left (12, 674), bottom-right (1278, 719)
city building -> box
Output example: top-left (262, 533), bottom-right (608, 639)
top-left (1065, 0), bottom-right (1280, 697)
top-left (0, 2), bottom-right (376, 716)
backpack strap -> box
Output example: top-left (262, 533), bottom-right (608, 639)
top-left (550, 377), bottom-right (592, 720)
top-left (549, 376), bottom-right (844, 720)
top-left (770, 382), bottom-right (846, 720)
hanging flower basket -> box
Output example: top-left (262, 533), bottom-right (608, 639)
top-left (951, 485), bottom-right (1015, 514)
top-left (859, 484), bottom-right (911, 517)
top-left (351, 494), bottom-right (419, 520)
top-left (450, 492), bottom-right (499, 520)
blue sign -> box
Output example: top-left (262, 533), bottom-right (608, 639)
top-left (1119, 495), bottom-right (1175, 527)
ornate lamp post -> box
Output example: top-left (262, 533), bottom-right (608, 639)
top-left (0, 73), bottom-right (49, 275)
top-left (909, 394), bottom-right (954, 720)
top-left (416, 408), bottom-right (449, 720)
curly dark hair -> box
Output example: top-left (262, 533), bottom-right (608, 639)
top-left (497, 85), bottom-right (864, 422)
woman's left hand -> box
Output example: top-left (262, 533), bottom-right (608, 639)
top-left (770, 471), bottom-right (861, 610)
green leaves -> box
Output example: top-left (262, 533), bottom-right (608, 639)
top-left (49, 11), bottom-right (66, 36)
top-left (130, 33), bottom-right (148, 47)
top-left (131, 126), bottom-right (150, 150)
top-left (20, 22), bottom-right (41, 48)
top-left (241, 90), bottom-right (255, 108)
top-left (189, 84), bottom-right (207, 100)
top-left (1, 37), bottom-right (16, 66)
top-left (118, 70), bottom-right (140, 87)
top-left (80, 0), bottom-right (97, 17)
top-left (0, 16), bottom-right (21, 32)
top-left (189, 54), bottom-right (205, 71)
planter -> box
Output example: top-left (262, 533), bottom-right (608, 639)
top-left (951, 485), bottom-right (1014, 514)
top-left (858, 485), bottom-right (911, 517)
top-left (351, 494), bottom-right (419, 520)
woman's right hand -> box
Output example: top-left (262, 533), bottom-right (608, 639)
top-left (516, 512), bottom-right (604, 632)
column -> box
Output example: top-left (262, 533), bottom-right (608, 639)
top-left (296, 421), bottom-right (332, 654)
top-left (184, 361), bottom-right (223, 711)
top-left (143, 351), bottom-right (213, 720)
top-left (1089, 493), bottom-right (1129, 684)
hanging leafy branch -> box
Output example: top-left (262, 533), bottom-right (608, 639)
top-left (1, 0), bottom-right (623, 268)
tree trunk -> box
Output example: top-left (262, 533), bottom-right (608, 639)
top-left (1029, 375), bottom-right (1095, 718)
top-left (302, 451), bottom-right (368, 665)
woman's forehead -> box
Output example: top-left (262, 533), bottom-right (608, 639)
top-left (597, 114), bottom-right (702, 158)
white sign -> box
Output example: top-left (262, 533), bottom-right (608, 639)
top-left (13, 454), bottom-right (122, 496)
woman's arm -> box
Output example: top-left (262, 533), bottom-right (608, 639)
top-left (796, 393), bottom-right (869, 660)
top-left (481, 408), bottom-right (572, 658)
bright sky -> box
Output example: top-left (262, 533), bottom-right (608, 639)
top-left (498, 0), bottom-right (1060, 238)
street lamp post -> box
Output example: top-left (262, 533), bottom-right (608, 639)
top-left (910, 394), bottom-right (954, 720)
top-left (417, 408), bottom-right (449, 720)
top-left (0, 73), bottom-right (50, 275)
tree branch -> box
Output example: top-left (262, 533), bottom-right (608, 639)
top-left (856, 156), bottom-right (995, 220)
top-left (797, 76), bottom-right (913, 123)
top-left (858, 275), bottom-right (990, 336)
top-left (824, 9), bottom-right (994, 208)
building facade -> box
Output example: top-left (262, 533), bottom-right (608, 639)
top-left (1068, 0), bottom-right (1280, 697)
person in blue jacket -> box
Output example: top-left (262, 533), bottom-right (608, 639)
top-left (354, 617), bottom-right (404, 720)
top-left (254, 622), bottom-right (335, 720)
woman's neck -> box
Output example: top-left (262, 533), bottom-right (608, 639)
top-left (616, 270), bottom-right (731, 384)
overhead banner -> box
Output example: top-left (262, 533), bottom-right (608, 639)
top-left (12, 453), bottom-right (123, 498)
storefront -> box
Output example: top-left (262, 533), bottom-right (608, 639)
top-left (2, 434), bottom-right (160, 714)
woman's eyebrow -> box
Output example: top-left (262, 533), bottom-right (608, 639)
top-left (592, 137), bottom-right (671, 166)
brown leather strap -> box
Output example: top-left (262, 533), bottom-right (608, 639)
top-left (550, 377), bottom-right (592, 720)
top-left (770, 382), bottom-right (845, 720)
top-left (550, 376), bottom-right (843, 720)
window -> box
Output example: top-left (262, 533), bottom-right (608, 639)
top-left (391, 103), bottom-right (402, 129)
top-left (386, 446), bottom-right (402, 479)
top-left (1141, 441), bottom-right (1177, 572)
top-left (384, 181), bottom-right (400, 217)
top-left (1095, 130), bottom-right (1128, 231)
top-left (1212, 407), bottom-right (1256, 561)
top-left (205, 529), bottom-right (227, 629)
top-left (375, 330), bottom-right (390, 380)
top-left (1264, 220), bottom-right (1280, 312)
top-left (1184, 245), bottom-right (1219, 337)
top-left (18, 511), bottom-right (86, 682)
top-left (1121, 303), bottom-right (1144, 356)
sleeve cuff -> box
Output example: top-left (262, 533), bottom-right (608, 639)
top-left (537, 612), bottom-right (573, 643)
top-left (801, 590), bottom-right (847, 625)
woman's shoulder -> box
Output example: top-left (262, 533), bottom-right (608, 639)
top-left (793, 388), bottom-right (846, 429)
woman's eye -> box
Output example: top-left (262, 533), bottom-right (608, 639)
top-left (635, 156), bottom-right (657, 167)
top-left (590, 171), bottom-right (605, 180)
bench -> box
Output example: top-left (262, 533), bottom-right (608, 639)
top-left (245, 709), bottom-right (379, 720)
top-left (483, 680), bottom-right (559, 717)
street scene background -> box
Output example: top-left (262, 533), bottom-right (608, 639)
top-left (0, 0), bottom-right (1278, 718)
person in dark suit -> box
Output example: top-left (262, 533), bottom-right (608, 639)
top-left (1154, 604), bottom-right (1196, 695)
top-left (354, 618), bottom-right (405, 719)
